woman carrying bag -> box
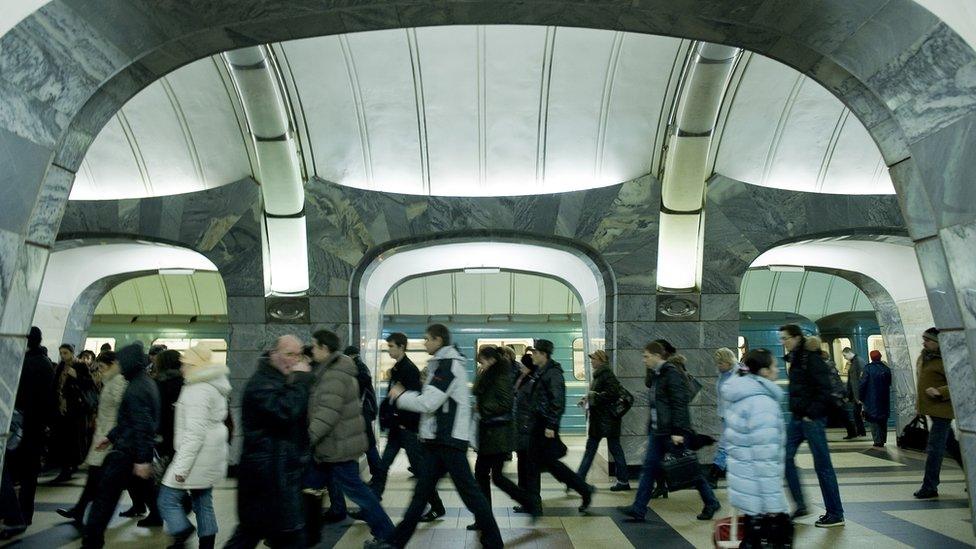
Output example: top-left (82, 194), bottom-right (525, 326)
top-left (469, 346), bottom-right (539, 530)
top-left (576, 350), bottom-right (630, 491)
top-left (157, 344), bottom-right (231, 549)
top-left (722, 349), bottom-right (792, 548)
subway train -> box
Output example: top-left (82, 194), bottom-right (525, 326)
top-left (85, 310), bottom-right (888, 433)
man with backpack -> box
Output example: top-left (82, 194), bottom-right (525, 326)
top-left (780, 325), bottom-right (845, 528)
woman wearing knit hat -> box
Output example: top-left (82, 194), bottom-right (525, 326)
top-left (859, 350), bottom-right (892, 448)
top-left (914, 328), bottom-right (964, 499)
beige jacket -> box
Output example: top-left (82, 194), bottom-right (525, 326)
top-left (85, 366), bottom-right (127, 467)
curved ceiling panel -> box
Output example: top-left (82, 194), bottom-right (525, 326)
top-left (739, 269), bottom-right (873, 322)
top-left (69, 59), bottom-right (251, 200)
top-left (384, 272), bottom-right (581, 316)
top-left (715, 54), bottom-right (893, 195)
top-left (94, 272), bottom-right (228, 316)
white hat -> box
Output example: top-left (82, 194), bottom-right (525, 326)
top-left (182, 343), bottom-right (215, 369)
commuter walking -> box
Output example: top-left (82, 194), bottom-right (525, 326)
top-left (371, 324), bottom-right (502, 549)
top-left (576, 349), bottom-right (630, 491)
top-left (842, 348), bottom-right (866, 440)
top-left (369, 332), bottom-right (445, 520)
top-left (709, 347), bottom-right (739, 488)
top-left (157, 344), bottom-right (230, 549)
top-left (914, 327), bottom-right (964, 499)
top-left (780, 324), bottom-right (845, 527)
top-left (512, 349), bottom-right (540, 513)
top-left (860, 350), bottom-right (892, 448)
top-left (469, 346), bottom-right (538, 530)
top-left (8, 327), bottom-right (55, 529)
top-left (524, 339), bottom-right (594, 513)
top-left (225, 335), bottom-right (315, 549)
top-left (57, 351), bottom-right (128, 525)
top-left (306, 331), bottom-right (394, 547)
top-left (344, 345), bottom-right (382, 477)
top-left (51, 343), bottom-right (96, 483)
top-left (82, 343), bottom-right (161, 549)
top-left (723, 348), bottom-right (793, 547)
top-left (619, 341), bottom-right (720, 523)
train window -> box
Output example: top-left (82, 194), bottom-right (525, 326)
top-left (830, 337), bottom-right (853, 373)
top-left (737, 336), bottom-right (747, 360)
top-left (475, 338), bottom-right (533, 357)
top-left (84, 338), bottom-right (115, 354)
top-left (377, 338), bottom-right (430, 383)
top-left (572, 338), bottom-right (586, 381)
top-left (867, 335), bottom-right (885, 360)
top-left (151, 338), bottom-right (228, 366)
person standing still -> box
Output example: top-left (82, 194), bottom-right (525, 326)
top-left (914, 328), bottom-right (964, 499)
top-left (841, 348), bottom-right (866, 440)
top-left (860, 350), bottom-right (892, 448)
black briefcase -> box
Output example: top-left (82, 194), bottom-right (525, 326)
top-left (898, 415), bottom-right (929, 452)
top-left (661, 447), bottom-right (702, 492)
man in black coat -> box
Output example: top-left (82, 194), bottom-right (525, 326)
top-left (344, 346), bottom-right (381, 476)
top-left (82, 342), bottom-right (161, 548)
top-left (781, 325), bottom-right (845, 528)
top-left (524, 339), bottom-right (593, 513)
top-left (226, 335), bottom-right (315, 549)
top-left (367, 333), bottom-right (445, 521)
top-left (5, 327), bottom-right (55, 530)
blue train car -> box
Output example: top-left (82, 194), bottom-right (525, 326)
top-left (739, 312), bottom-right (818, 381)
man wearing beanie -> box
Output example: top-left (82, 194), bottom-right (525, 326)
top-left (914, 328), bottom-right (963, 499)
top-left (83, 342), bottom-right (160, 548)
top-left (859, 350), bottom-right (892, 447)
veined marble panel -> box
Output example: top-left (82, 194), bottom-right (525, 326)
top-left (0, 127), bottom-right (52, 236)
top-left (914, 237), bottom-right (963, 329)
top-left (227, 296), bottom-right (266, 325)
top-left (909, 115), bottom-right (976, 230)
top-left (27, 165), bottom-right (72, 246)
top-left (0, 243), bottom-right (49, 335)
top-left (940, 220), bottom-right (976, 329)
top-left (941, 330), bottom-right (976, 432)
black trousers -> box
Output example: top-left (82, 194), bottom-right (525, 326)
top-left (516, 450), bottom-right (531, 492)
top-left (224, 525), bottom-right (305, 549)
top-left (851, 402), bottom-right (866, 436)
top-left (525, 441), bottom-right (589, 507)
top-left (11, 437), bottom-right (42, 524)
top-left (474, 452), bottom-right (533, 509)
top-left (82, 451), bottom-right (135, 548)
top-left (371, 427), bottom-right (444, 512)
top-left (389, 443), bottom-right (502, 549)
top-left (0, 453), bottom-right (24, 527)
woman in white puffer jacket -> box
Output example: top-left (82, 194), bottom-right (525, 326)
top-left (722, 348), bottom-right (792, 548)
top-left (157, 344), bottom-right (231, 549)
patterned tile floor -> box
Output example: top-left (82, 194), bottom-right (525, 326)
top-left (4, 432), bottom-right (972, 548)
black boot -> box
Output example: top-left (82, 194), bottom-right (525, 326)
top-left (739, 515), bottom-right (763, 549)
top-left (198, 535), bottom-right (216, 549)
top-left (650, 483), bottom-right (668, 499)
top-left (166, 525), bottom-right (195, 549)
top-left (302, 492), bottom-right (323, 547)
top-left (767, 513), bottom-right (794, 548)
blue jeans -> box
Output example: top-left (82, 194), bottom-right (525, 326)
top-left (577, 436), bottom-right (629, 484)
top-left (629, 434), bottom-right (718, 519)
top-left (157, 485), bottom-right (217, 537)
top-left (713, 419), bottom-right (728, 470)
top-left (784, 417), bottom-right (844, 518)
top-left (319, 461), bottom-right (394, 540)
top-left (921, 416), bottom-right (963, 491)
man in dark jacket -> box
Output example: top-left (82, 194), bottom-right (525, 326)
top-left (7, 327), bottom-right (55, 528)
top-left (620, 341), bottom-right (719, 523)
top-left (781, 324), bottom-right (845, 528)
top-left (859, 350), bottom-right (892, 447)
top-left (344, 346), bottom-right (381, 476)
top-left (226, 335), bottom-right (314, 549)
top-left (368, 333), bottom-right (445, 520)
top-left (524, 339), bottom-right (593, 513)
top-left (82, 343), bottom-right (161, 548)
top-left (842, 347), bottom-right (866, 440)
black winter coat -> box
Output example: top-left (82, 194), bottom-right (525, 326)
top-left (645, 361), bottom-right (691, 437)
top-left (473, 362), bottom-right (516, 456)
top-left (16, 347), bottom-right (55, 444)
top-left (155, 369), bottom-right (184, 458)
top-left (109, 360), bottom-right (161, 464)
top-left (514, 371), bottom-right (537, 452)
top-left (532, 361), bottom-right (566, 431)
top-left (787, 343), bottom-right (833, 420)
top-left (385, 356), bottom-right (422, 432)
top-left (237, 359), bottom-right (315, 534)
top-left (588, 366), bottom-right (623, 439)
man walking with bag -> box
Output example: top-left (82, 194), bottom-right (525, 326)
top-left (914, 328), bottom-right (963, 499)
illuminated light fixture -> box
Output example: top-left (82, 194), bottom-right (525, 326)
top-left (768, 264), bottom-right (805, 273)
top-left (158, 268), bottom-right (195, 276)
top-left (265, 216), bottom-right (310, 295)
top-left (464, 267), bottom-right (501, 274)
top-left (656, 212), bottom-right (701, 291)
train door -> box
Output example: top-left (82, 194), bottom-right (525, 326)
top-left (151, 337), bottom-right (228, 366)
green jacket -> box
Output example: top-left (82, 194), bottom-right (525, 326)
top-left (308, 352), bottom-right (368, 463)
top-left (917, 351), bottom-right (953, 419)
top-left (473, 362), bottom-right (516, 456)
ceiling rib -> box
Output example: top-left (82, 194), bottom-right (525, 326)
top-left (535, 27), bottom-right (556, 189)
top-left (339, 35), bottom-right (374, 189)
top-left (406, 28), bottom-right (431, 195)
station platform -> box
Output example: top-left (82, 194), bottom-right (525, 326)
top-left (7, 433), bottom-right (971, 548)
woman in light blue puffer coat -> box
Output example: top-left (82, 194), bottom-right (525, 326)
top-left (722, 349), bottom-right (793, 548)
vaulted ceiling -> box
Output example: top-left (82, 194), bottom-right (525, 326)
top-left (70, 25), bottom-right (892, 200)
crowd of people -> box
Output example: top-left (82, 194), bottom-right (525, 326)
top-left (0, 321), bottom-right (961, 548)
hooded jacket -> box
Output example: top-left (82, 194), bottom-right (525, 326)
top-left (163, 363), bottom-right (231, 489)
top-left (85, 364), bottom-right (127, 467)
top-left (108, 343), bottom-right (161, 464)
top-left (859, 360), bottom-right (892, 422)
top-left (396, 345), bottom-right (472, 449)
top-left (722, 373), bottom-right (789, 515)
top-left (308, 352), bottom-right (369, 463)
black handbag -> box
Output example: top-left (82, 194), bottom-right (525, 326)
top-left (898, 414), bottom-right (929, 452)
top-left (661, 446), bottom-right (702, 492)
top-left (611, 387), bottom-right (634, 418)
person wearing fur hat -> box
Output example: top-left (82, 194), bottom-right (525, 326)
top-left (914, 327), bottom-right (963, 499)
top-left (576, 349), bottom-right (630, 491)
top-left (83, 342), bottom-right (161, 549)
top-left (157, 343), bottom-right (231, 549)
top-left (779, 325), bottom-right (845, 528)
top-left (859, 350), bottom-right (892, 448)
